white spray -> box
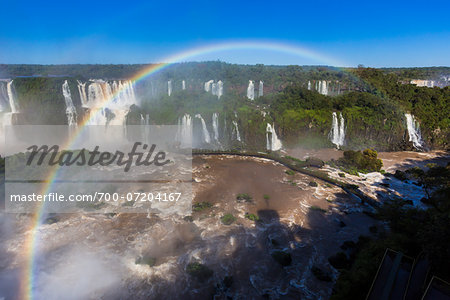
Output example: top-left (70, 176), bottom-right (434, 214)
top-left (195, 114), bottom-right (211, 144)
top-left (329, 112), bottom-right (345, 148)
top-left (62, 80), bottom-right (77, 126)
top-left (212, 113), bottom-right (219, 141)
top-left (77, 81), bottom-right (88, 108)
top-left (217, 80), bottom-right (223, 98)
top-left (6, 81), bottom-right (19, 113)
top-left (232, 120), bottom-right (241, 142)
top-left (205, 80), bottom-right (223, 98)
top-left (0, 80), bottom-right (20, 154)
top-left (247, 80), bottom-right (255, 100)
top-left (319, 80), bottom-right (328, 95)
top-left (405, 113), bottom-right (424, 149)
top-left (82, 80), bottom-right (137, 125)
top-left (266, 123), bottom-right (282, 151)
top-left (204, 80), bottom-right (214, 92)
top-left (177, 113), bottom-right (192, 148)
top-left (168, 80), bottom-right (172, 96)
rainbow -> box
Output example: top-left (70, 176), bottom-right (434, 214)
top-left (19, 40), bottom-right (347, 299)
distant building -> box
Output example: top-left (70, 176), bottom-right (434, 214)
top-left (410, 79), bottom-right (435, 87)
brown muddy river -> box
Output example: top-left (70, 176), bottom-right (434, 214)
top-left (2, 151), bottom-right (448, 299)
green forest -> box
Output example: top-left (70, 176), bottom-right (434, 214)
top-left (2, 63), bottom-right (449, 150)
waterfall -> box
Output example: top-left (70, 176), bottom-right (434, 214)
top-left (168, 80), bottom-right (172, 96)
top-left (205, 80), bottom-right (223, 98)
top-left (223, 117), bottom-right (227, 141)
top-left (82, 80), bottom-right (137, 125)
top-left (87, 81), bottom-right (109, 125)
top-left (0, 82), bottom-right (5, 155)
top-left (329, 112), bottom-right (345, 148)
top-left (62, 80), bottom-right (77, 126)
top-left (405, 113), bottom-right (424, 149)
top-left (266, 123), bottom-right (282, 151)
top-left (204, 80), bottom-right (214, 92)
top-left (232, 120), bottom-right (241, 142)
top-left (247, 80), bottom-right (255, 100)
top-left (140, 114), bottom-right (150, 142)
top-left (0, 80), bottom-right (20, 154)
top-left (77, 80), bottom-right (88, 108)
top-left (339, 113), bottom-right (345, 145)
top-left (177, 113), bottom-right (192, 148)
top-left (259, 81), bottom-right (264, 97)
top-left (0, 81), bottom-right (11, 112)
top-left (211, 82), bottom-right (217, 96)
top-left (151, 81), bottom-right (156, 98)
top-left (182, 80), bottom-right (186, 90)
top-left (217, 80), bottom-right (223, 98)
top-left (140, 114), bottom-right (149, 125)
top-left (6, 81), bottom-right (19, 113)
top-left (317, 80), bottom-right (328, 95)
top-left (307, 81), bottom-right (311, 90)
top-left (323, 81), bottom-right (328, 95)
top-left (212, 113), bottom-right (219, 141)
top-left (195, 114), bottom-right (211, 144)
top-left (0, 80), bottom-right (20, 126)
top-left (313, 80), bottom-right (329, 95)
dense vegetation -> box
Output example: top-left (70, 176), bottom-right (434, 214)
top-left (355, 68), bottom-right (450, 148)
top-left (9, 77), bottom-right (82, 124)
top-left (381, 66), bottom-right (450, 80)
top-left (331, 163), bottom-right (450, 299)
top-left (266, 85), bottom-right (406, 149)
top-left (0, 62), bottom-right (362, 92)
top-left (331, 149), bottom-right (383, 174)
top-left (2, 63), bottom-right (449, 150)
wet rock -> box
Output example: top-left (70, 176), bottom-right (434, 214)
top-left (135, 256), bottom-right (156, 267)
top-left (404, 200), bottom-right (414, 206)
top-left (271, 250), bottom-right (292, 267)
top-left (183, 215), bottom-right (194, 222)
top-left (44, 214), bottom-right (59, 224)
top-left (306, 157), bottom-right (325, 168)
top-left (393, 170), bottom-right (408, 181)
top-left (340, 241), bottom-right (356, 250)
top-left (186, 262), bottom-right (213, 282)
top-left (270, 239), bottom-right (280, 247)
top-left (311, 266), bottom-right (332, 282)
top-left (328, 252), bottom-right (350, 269)
top-left (309, 181), bottom-right (318, 187)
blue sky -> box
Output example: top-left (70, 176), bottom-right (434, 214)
top-left (0, 0), bottom-right (449, 67)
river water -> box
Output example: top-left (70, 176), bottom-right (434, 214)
top-left (1, 150), bottom-right (448, 299)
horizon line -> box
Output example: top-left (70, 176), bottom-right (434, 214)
top-left (1, 61), bottom-right (449, 69)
